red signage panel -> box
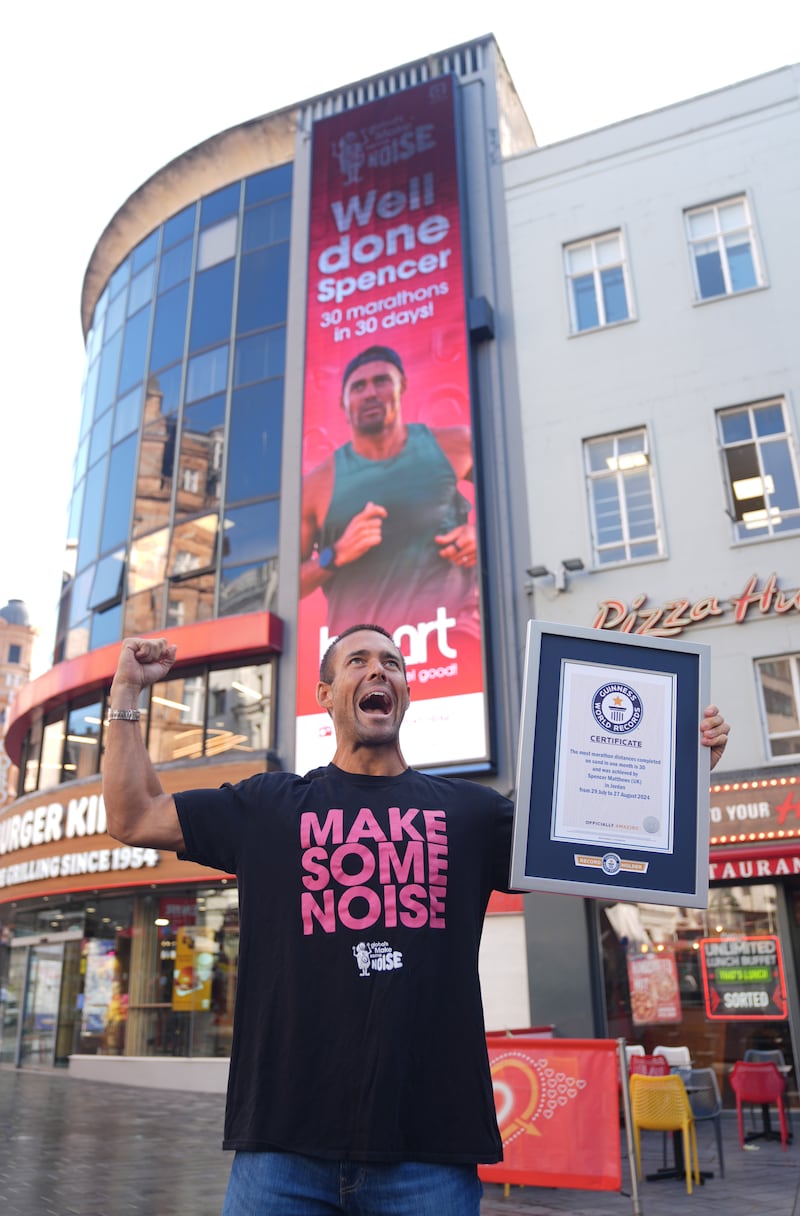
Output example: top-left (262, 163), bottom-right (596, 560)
top-left (479, 1036), bottom-right (622, 1190)
top-left (296, 76), bottom-right (487, 772)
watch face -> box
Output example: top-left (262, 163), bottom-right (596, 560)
top-left (319, 546), bottom-right (336, 570)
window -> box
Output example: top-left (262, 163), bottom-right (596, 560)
top-left (756, 655), bottom-right (800, 759)
top-left (564, 232), bottom-right (632, 333)
top-left (8, 644), bottom-right (21, 664)
top-left (717, 399), bottom-right (800, 540)
top-left (584, 429), bottom-right (662, 565)
top-left (685, 195), bottom-right (763, 300)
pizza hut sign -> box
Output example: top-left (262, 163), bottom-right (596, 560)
top-left (593, 573), bottom-right (799, 638)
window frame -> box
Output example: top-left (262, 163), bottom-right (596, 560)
top-left (684, 194), bottom-right (765, 302)
top-left (716, 397), bottom-right (800, 541)
top-left (583, 427), bottom-right (664, 567)
top-left (563, 229), bottom-right (634, 335)
top-left (755, 653), bottom-right (800, 761)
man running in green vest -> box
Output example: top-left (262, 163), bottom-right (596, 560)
top-left (300, 346), bottom-right (480, 646)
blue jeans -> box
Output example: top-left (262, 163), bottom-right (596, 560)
top-left (221, 1151), bottom-right (482, 1215)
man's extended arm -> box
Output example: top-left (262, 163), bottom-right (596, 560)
top-left (103, 638), bottom-right (185, 852)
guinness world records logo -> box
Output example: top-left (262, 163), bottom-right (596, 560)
top-left (592, 683), bottom-right (643, 733)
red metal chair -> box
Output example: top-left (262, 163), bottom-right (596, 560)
top-left (629, 1053), bottom-right (671, 1076)
top-left (730, 1061), bottom-right (790, 1150)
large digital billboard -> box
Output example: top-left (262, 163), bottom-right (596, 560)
top-left (296, 76), bottom-right (488, 772)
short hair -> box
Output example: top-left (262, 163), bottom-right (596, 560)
top-left (341, 346), bottom-right (404, 390)
top-left (319, 624), bottom-right (406, 684)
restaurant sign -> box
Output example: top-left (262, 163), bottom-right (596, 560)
top-left (700, 934), bottom-right (788, 1020)
top-left (593, 573), bottom-right (799, 638)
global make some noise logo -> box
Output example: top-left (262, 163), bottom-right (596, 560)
top-left (353, 940), bottom-right (403, 977)
top-left (300, 805), bottom-right (448, 936)
top-left (592, 683), bottom-right (643, 734)
top-left (331, 112), bottom-right (438, 185)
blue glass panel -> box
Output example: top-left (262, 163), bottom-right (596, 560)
top-left (695, 250), bottom-right (726, 298)
top-left (113, 386), bottom-right (142, 442)
top-left (98, 334), bottom-right (124, 410)
top-left (158, 238), bottom-right (193, 293)
top-left (237, 245), bottom-right (290, 334)
top-left (132, 230), bottom-right (159, 273)
top-left (186, 346), bottom-right (229, 403)
top-left (719, 410), bottom-right (751, 444)
top-left (242, 197), bottom-right (291, 251)
top-left (108, 258), bottom-right (131, 299)
top-left (222, 499), bottom-right (279, 564)
top-left (762, 440), bottom-right (800, 510)
top-left (190, 261), bottom-right (235, 352)
top-left (105, 291), bottom-right (127, 338)
top-left (200, 183), bottom-right (240, 228)
top-left (118, 304), bottom-right (152, 395)
top-left (67, 477), bottom-right (85, 544)
top-left (74, 434), bottom-right (89, 484)
top-left (67, 567), bottom-right (93, 627)
top-left (219, 559), bottom-right (276, 616)
top-left (572, 275), bottom-right (599, 331)
top-left (600, 266), bottom-right (628, 323)
top-left (727, 240), bottom-right (757, 292)
top-left (89, 409), bottom-right (113, 468)
top-left (77, 458), bottom-right (107, 571)
top-left (754, 403), bottom-right (786, 438)
top-left (127, 263), bottom-right (156, 315)
top-left (80, 358), bottom-right (100, 437)
top-left (245, 163), bottom-right (293, 205)
top-left (163, 205), bottom-right (196, 250)
top-left (150, 282), bottom-right (189, 372)
top-left (100, 436), bottom-right (138, 552)
top-left (227, 380), bottom-right (284, 503)
top-left (234, 328), bottom-right (286, 387)
top-left (89, 603), bottom-right (122, 650)
top-left (150, 364), bottom-right (183, 415)
top-left (88, 549), bottom-right (126, 608)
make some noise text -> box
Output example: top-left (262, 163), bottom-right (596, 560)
top-left (300, 806), bottom-right (447, 935)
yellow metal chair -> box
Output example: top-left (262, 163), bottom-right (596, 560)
top-left (630, 1073), bottom-right (701, 1195)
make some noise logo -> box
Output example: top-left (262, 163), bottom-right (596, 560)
top-left (353, 940), bottom-right (404, 977)
top-left (332, 114), bottom-right (438, 185)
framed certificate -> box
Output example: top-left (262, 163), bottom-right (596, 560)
top-left (510, 621), bottom-right (711, 906)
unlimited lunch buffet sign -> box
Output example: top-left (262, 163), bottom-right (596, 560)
top-left (592, 573), bottom-right (799, 637)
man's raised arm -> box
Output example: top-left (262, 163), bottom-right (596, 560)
top-left (103, 638), bottom-right (185, 852)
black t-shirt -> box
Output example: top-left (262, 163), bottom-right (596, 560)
top-left (175, 764), bottom-right (513, 1163)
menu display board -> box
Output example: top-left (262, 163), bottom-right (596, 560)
top-left (626, 949), bottom-right (682, 1025)
top-left (700, 934), bottom-right (788, 1020)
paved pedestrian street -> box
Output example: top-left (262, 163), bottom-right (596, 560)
top-left (2, 1067), bottom-right (800, 1215)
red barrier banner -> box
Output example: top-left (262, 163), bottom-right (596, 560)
top-left (479, 1037), bottom-right (622, 1190)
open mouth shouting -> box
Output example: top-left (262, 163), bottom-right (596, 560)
top-left (358, 688), bottom-right (394, 717)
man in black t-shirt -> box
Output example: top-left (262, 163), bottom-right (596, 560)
top-left (102, 625), bottom-right (730, 1215)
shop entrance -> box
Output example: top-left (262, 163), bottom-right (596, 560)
top-left (1, 932), bottom-right (83, 1068)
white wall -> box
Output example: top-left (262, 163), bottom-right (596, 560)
top-left (503, 65), bottom-right (800, 778)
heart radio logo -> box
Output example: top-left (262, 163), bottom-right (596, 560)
top-left (490, 1051), bottom-right (587, 1145)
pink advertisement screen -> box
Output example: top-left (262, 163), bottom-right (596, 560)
top-left (296, 76), bottom-right (488, 772)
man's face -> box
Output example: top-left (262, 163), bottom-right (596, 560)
top-left (342, 361), bottom-right (405, 435)
top-left (316, 629), bottom-right (410, 748)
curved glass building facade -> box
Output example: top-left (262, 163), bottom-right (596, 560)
top-left (0, 38), bottom-right (535, 1076)
top-left (60, 162), bottom-right (292, 666)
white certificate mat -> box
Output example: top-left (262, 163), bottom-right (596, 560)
top-left (552, 660), bottom-right (676, 853)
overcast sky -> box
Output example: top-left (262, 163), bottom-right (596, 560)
top-left (2, 0), bottom-right (797, 675)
